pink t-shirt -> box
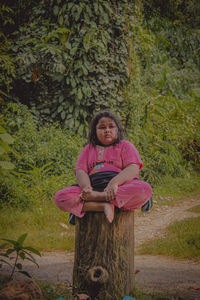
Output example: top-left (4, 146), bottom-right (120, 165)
top-left (75, 140), bottom-right (143, 176)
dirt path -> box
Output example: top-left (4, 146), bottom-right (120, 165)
top-left (1, 196), bottom-right (200, 298)
top-left (135, 196), bottom-right (200, 248)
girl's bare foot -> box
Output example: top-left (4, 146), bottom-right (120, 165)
top-left (82, 202), bottom-right (115, 223)
top-left (104, 203), bottom-right (114, 223)
top-left (80, 190), bottom-right (106, 202)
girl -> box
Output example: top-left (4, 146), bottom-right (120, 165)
top-left (55, 111), bottom-right (152, 223)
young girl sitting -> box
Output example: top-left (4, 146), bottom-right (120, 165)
top-left (54, 111), bottom-right (152, 223)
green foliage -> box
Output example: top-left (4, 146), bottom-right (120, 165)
top-left (4, 103), bottom-right (85, 174)
top-left (0, 202), bottom-right (75, 252)
top-left (142, 0), bottom-right (200, 28)
top-left (0, 124), bottom-right (15, 173)
top-left (0, 173), bottom-right (32, 209)
top-left (121, 13), bottom-right (200, 185)
top-left (153, 174), bottom-right (200, 203)
top-left (0, 233), bottom-right (41, 281)
top-left (0, 1), bottom-right (200, 189)
top-left (187, 205), bottom-right (200, 214)
top-left (139, 217), bottom-right (200, 261)
top-left (0, 4), bottom-right (16, 93)
top-left (38, 282), bottom-right (72, 300)
top-left (7, 0), bottom-right (135, 131)
top-left (0, 103), bottom-right (84, 208)
top-left (146, 18), bottom-right (200, 67)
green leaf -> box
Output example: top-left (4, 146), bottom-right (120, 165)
top-left (43, 108), bottom-right (50, 114)
top-left (77, 88), bottom-right (83, 100)
top-left (57, 105), bottom-right (63, 113)
top-left (0, 161), bottom-right (15, 170)
top-left (58, 15), bottom-right (64, 26)
top-left (59, 95), bottom-right (65, 103)
top-left (18, 270), bottom-right (32, 278)
top-left (68, 2), bottom-right (74, 11)
top-left (23, 246), bottom-right (41, 257)
top-left (93, 2), bottom-right (99, 15)
top-left (6, 249), bottom-right (15, 255)
top-left (74, 107), bottom-right (79, 118)
top-left (23, 256), bottom-right (39, 268)
top-left (17, 233), bottom-right (28, 246)
top-left (0, 126), bottom-right (6, 134)
top-left (102, 77), bottom-right (109, 84)
top-left (71, 78), bottom-right (76, 88)
top-left (64, 118), bottom-right (73, 127)
top-left (61, 110), bottom-right (66, 120)
top-left (0, 133), bottom-right (14, 144)
top-left (82, 65), bottom-right (88, 75)
top-left (191, 88), bottom-right (200, 98)
top-left (69, 106), bottom-right (73, 113)
top-left (19, 252), bottom-right (25, 260)
top-left (53, 6), bottom-right (59, 16)
top-left (16, 263), bottom-right (22, 270)
top-left (70, 47), bottom-right (78, 56)
top-left (75, 6), bottom-right (82, 21)
top-left (65, 42), bottom-right (71, 49)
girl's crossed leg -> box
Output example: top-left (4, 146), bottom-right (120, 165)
top-left (54, 179), bottom-right (152, 222)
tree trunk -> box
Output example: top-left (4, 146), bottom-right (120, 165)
top-left (73, 210), bottom-right (134, 300)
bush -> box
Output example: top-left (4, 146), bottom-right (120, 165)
top-left (0, 103), bottom-right (86, 208)
top-left (4, 103), bottom-right (85, 174)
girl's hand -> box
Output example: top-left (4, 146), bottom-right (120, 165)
top-left (104, 182), bottom-right (118, 202)
top-left (80, 186), bottom-right (92, 200)
top-left (82, 186), bottom-right (92, 193)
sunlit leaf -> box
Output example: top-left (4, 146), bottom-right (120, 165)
top-left (0, 133), bottom-right (14, 144)
top-left (0, 161), bottom-right (15, 170)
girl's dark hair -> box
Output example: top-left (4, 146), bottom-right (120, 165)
top-left (89, 111), bottom-right (124, 146)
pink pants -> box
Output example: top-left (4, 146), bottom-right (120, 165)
top-left (54, 179), bottom-right (152, 218)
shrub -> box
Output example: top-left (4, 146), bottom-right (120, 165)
top-left (0, 103), bottom-right (85, 207)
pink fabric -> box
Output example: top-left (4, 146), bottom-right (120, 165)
top-left (54, 140), bottom-right (152, 217)
top-left (55, 179), bottom-right (152, 217)
top-left (75, 140), bottom-right (143, 176)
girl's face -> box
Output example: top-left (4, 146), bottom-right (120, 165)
top-left (96, 117), bottom-right (118, 146)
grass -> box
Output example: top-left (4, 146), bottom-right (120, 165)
top-left (37, 281), bottom-right (72, 300)
top-left (0, 174), bottom-right (199, 257)
top-left (187, 205), bottom-right (200, 213)
top-left (0, 200), bottom-right (75, 252)
top-left (36, 281), bottom-right (193, 300)
top-left (133, 286), bottom-right (192, 300)
top-left (138, 216), bottom-right (200, 261)
top-left (0, 275), bottom-right (194, 300)
top-left (153, 173), bottom-right (200, 206)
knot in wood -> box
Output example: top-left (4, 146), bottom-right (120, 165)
top-left (87, 266), bottom-right (109, 284)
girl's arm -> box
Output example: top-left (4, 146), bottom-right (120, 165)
top-left (110, 164), bottom-right (139, 185)
top-left (104, 164), bottom-right (139, 201)
top-left (76, 169), bottom-right (92, 191)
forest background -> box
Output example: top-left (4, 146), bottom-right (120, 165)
top-left (0, 0), bottom-right (200, 251)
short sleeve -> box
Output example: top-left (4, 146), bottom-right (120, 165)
top-left (121, 140), bottom-right (143, 170)
top-left (75, 144), bottom-right (90, 174)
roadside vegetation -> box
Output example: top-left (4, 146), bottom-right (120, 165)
top-left (138, 215), bottom-right (200, 262)
top-left (36, 280), bottom-right (193, 300)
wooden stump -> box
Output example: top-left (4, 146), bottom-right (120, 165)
top-left (73, 210), bottom-right (134, 299)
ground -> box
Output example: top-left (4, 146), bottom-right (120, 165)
top-left (134, 196), bottom-right (200, 299)
top-left (1, 196), bottom-right (200, 299)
